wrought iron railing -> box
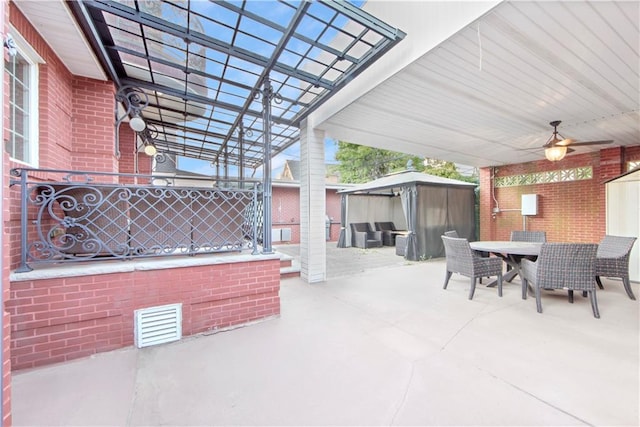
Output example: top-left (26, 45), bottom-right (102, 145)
top-left (11, 168), bottom-right (264, 272)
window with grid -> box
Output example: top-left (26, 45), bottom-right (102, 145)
top-left (5, 39), bottom-right (38, 165)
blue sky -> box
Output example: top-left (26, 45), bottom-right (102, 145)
top-left (178, 138), bottom-right (338, 178)
top-left (175, 0), bottom-right (362, 178)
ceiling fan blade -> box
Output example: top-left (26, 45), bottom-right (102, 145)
top-left (557, 138), bottom-right (575, 146)
top-left (567, 140), bottom-right (614, 147)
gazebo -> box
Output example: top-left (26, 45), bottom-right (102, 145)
top-left (337, 170), bottom-right (477, 261)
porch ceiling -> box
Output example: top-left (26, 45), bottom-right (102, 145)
top-left (318, 1), bottom-right (640, 168)
top-left (12, 0), bottom-right (106, 81)
top-left (60, 0), bottom-right (404, 169)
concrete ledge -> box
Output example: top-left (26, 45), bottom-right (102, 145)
top-left (10, 251), bottom-right (280, 282)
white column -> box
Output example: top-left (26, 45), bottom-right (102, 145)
top-left (299, 118), bottom-right (326, 283)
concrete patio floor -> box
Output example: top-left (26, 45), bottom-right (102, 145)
top-left (12, 247), bottom-right (640, 426)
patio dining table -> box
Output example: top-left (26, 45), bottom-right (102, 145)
top-left (470, 241), bottom-right (543, 287)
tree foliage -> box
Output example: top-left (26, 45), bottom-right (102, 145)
top-left (422, 158), bottom-right (477, 183)
top-left (334, 141), bottom-right (424, 183)
top-left (334, 141), bottom-right (477, 184)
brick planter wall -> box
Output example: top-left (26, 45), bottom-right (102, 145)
top-left (8, 257), bottom-right (280, 370)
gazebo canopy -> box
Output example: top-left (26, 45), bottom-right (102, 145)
top-left (339, 170), bottom-right (476, 195)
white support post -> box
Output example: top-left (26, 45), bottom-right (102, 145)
top-left (299, 118), bottom-right (326, 283)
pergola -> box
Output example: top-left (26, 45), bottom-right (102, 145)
top-left (69, 0), bottom-right (404, 168)
top-left (66, 0), bottom-right (405, 252)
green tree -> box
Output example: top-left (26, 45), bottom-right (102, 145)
top-left (422, 158), bottom-right (478, 183)
top-left (334, 141), bottom-right (423, 183)
top-left (334, 141), bottom-right (478, 184)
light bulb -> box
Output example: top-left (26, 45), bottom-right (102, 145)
top-left (129, 114), bottom-right (146, 132)
top-left (144, 143), bottom-right (157, 156)
top-left (544, 146), bottom-right (567, 162)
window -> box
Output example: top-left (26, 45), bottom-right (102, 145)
top-left (4, 32), bottom-right (40, 166)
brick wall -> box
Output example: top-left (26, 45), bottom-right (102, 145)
top-left (10, 2), bottom-right (74, 171)
top-left (117, 125), bottom-right (153, 181)
top-left (6, 4), bottom-right (121, 270)
top-left (8, 258), bottom-right (280, 370)
top-left (71, 77), bottom-right (117, 174)
top-left (3, 2), bottom-right (12, 424)
top-left (479, 146), bottom-right (640, 242)
top-left (272, 185), bottom-right (342, 243)
top-left (326, 188), bottom-right (342, 241)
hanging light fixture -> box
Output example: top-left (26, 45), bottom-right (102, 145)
top-left (129, 111), bottom-right (147, 132)
top-left (543, 120), bottom-right (569, 162)
top-left (138, 124), bottom-right (158, 157)
top-left (545, 145), bottom-right (567, 161)
top-left (114, 86), bottom-right (149, 158)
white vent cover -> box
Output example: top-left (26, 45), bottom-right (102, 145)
top-left (134, 303), bottom-right (182, 348)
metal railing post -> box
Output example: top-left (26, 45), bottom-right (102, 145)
top-left (261, 77), bottom-right (274, 254)
top-left (16, 170), bottom-right (32, 272)
top-left (251, 185), bottom-right (259, 255)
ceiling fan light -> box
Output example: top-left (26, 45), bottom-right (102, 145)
top-left (545, 145), bottom-right (567, 161)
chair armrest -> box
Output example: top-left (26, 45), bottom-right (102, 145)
top-left (370, 230), bottom-right (382, 240)
top-left (473, 256), bottom-right (502, 269)
top-left (471, 256), bottom-right (502, 277)
top-left (353, 231), bottom-right (367, 247)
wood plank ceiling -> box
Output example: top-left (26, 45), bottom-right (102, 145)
top-left (318, 1), bottom-right (639, 167)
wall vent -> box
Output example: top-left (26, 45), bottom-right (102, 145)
top-left (281, 228), bottom-right (292, 242)
top-left (134, 303), bottom-right (182, 348)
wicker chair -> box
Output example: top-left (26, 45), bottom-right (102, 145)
top-left (374, 221), bottom-right (399, 246)
top-left (510, 230), bottom-right (547, 242)
top-left (508, 230), bottom-right (546, 269)
top-left (441, 235), bottom-right (503, 300)
top-left (350, 223), bottom-right (383, 249)
top-left (443, 230), bottom-right (458, 238)
top-left (521, 243), bottom-right (599, 318)
top-left (595, 235), bottom-right (637, 300)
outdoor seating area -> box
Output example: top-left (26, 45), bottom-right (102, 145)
top-left (446, 231), bottom-right (637, 319)
top-left (374, 221), bottom-right (407, 246)
top-left (337, 171), bottom-right (477, 261)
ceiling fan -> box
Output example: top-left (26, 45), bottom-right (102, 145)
top-left (541, 120), bottom-right (613, 161)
